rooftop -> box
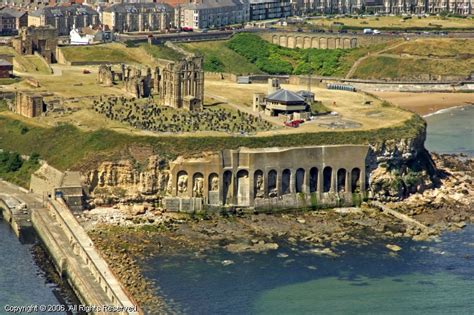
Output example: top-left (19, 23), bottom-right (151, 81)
top-left (267, 89), bottom-right (306, 104)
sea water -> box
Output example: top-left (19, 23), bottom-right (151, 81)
top-left (0, 221), bottom-right (64, 313)
top-left (424, 105), bottom-right (474, 156)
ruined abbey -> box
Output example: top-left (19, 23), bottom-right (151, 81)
top-left (97, 56), bottom-right (204, 110)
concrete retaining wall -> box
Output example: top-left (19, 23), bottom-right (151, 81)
top-left (32, 198), bottom-right (140, 314)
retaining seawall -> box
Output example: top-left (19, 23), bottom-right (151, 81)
top-left (32, 198), bottom-right (141, 314)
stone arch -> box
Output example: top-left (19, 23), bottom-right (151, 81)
top-left (208, 173), bottom-right (219, 205)
top-left (268, 169), bottom-right (277, 197)
top-left (236, 170), bottom-right (249, 206)
top-left (319, 37), bottom-right (327, 49)
top-left (303, 37), bottom-right (311, 49)
top-left (282, 169), bottom-right (291, 194)
top-left (295, 168), bottom-right (305, 193)
top-left (351, 38), bottom-right (357, 48)
top-left (288, 36), bottom-right (296, 49)
top-left (192, 172), bottom-right (204, 197)
top-left (254, 170), bottom-right (264, 198)
top-left (272, 35), bottom-right (279, 45)
top-left (223, 170), bottom-right (232, 205)
top-left (337, 169), bottom-right (346, 192)
top-left (311, 37), bottom-right (320, 49)
top-left (209, 173), bottom-right (219, 192)
top-left (309, 167), bottom-right (318, 193)
top-left (351, 168), bottom-right (361, 193)
top-left (323, 167), bottom-right (332, 192)
top-left (176, 170), bottom-right (188, 196)
top-left (343, 38), bottom-right (351, 49)
top-left (279, 35), bottom-right (288, 47)
top-left (328, 37), bottom-right (336, 49)
top-left (296, 36), bottom-right (304, 49)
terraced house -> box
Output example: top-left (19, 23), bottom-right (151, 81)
top-left (302, 0), bottom-right (472, 14)
top-left (248, 0), bottom-right (291, 20)
top-left (102, 3), bottom-right (174, 33)
top-left (176, 0), bottom-right (250, 30)
top-left (0, 11), bottom-right (15, 35)
top-left (28, 4), bottom-right (100, 36)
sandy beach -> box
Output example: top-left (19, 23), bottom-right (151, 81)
top-left (373, 92), bottom-right (474, 116)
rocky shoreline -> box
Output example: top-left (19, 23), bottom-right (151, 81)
top-left (84, 154), bottom-right (473, 313)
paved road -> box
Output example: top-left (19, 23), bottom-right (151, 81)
top-left (0, 179), bottom-right (43, 209)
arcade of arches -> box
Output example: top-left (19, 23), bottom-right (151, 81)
top-left (166, 145), bottom-right (368, 210)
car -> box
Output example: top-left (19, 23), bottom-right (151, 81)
top-left (373, 29), bottom-right (381, 35)
top-left (284, 120), bottom-right (304, 128)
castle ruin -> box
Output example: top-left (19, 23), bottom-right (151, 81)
top-left (12, 26), bottom-right (58, 63)
top-left (12, 91), bottom-right (46, 118)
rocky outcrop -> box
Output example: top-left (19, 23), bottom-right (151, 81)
top-left (367, 122), bottom-right (436, 201)
top-left (85, 156), bottom-right (169, 205)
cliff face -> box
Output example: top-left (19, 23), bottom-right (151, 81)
top-left (84, 124), bottom-right (434, 205)
top-left (367, 123), bottom-right (436, 201)
top-left (85, 156), bottom-right (169, 205)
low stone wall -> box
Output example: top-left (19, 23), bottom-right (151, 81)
top-left (32, 198), bottom-right (140, 314)
top-left (289, 75), bottom-right (474, 92)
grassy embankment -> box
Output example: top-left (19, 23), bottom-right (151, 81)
top-left (352, 39), bottom-right (474, 80)
top-left (60, 42), bottom-right (180, 66)
top-left (309, 15), bottom-right (474, 31)
top-left (0, 102), bottom-right (40, 187)
top-left (0, 46), bottom-right (51, 74)
top-left (0, 106), bottom-right (424, 172)
top-left (180, 33), bottom-right (393, 76)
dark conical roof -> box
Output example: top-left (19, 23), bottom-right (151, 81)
top-left (267, 89), bottom-right (306, 104)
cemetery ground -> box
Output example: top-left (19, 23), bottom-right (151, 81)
top-left (1, 63), bottom-right (413, 137)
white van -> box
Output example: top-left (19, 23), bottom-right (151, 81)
top-left (363, 28), bottom-right (373, 34)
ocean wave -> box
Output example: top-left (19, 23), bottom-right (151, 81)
top-left (423, 104), bottom-right (472, 118)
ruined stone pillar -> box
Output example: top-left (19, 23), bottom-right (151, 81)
top-left (331, 168), bottom-right (337, 193)
top-left (360, 168), bottom-right (367, 194)
top-left (289, 169), bottom-right (295, 194)
top-left (317, 168), bottom-right (323, 193)
top-left (276, 170), bottom-right (281, 196)
top-left (263, 171), bottom-right (268, 198)
top-left (249, 171), bottom-right (255, 206)
top-left (304, 169), bottom-right (310, 194)
top-left (203, 174), bottom-right (209, 205)
top-left (345, 171), bottom-right (351, 195)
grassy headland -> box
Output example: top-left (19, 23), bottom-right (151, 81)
top-left (0, 110), bottom-right (424, 171)
top-left (308, 15), bottom-right (474, 31)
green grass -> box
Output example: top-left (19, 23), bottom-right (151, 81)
top-left (227, 33), bottom-right (351, 76)
top-left (23, 55), bottom-right (51, 74)
top-left (0, 151), bottom-right (40, 188)
top-left (0, 112), bottom-right (425, 172)
top-left (61, 44), bottom-right (143, 64)
top-left (179, 40), bottom-right (263, 74)
top-left (0, 77), bottom-right (21, 85)
top-left (139, 43), bottom-right (184, 61)
top-left (353, 55), bottom-right (474, 80)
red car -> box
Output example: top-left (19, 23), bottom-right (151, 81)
top-left (284, 120), bottom-right (301, 128)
